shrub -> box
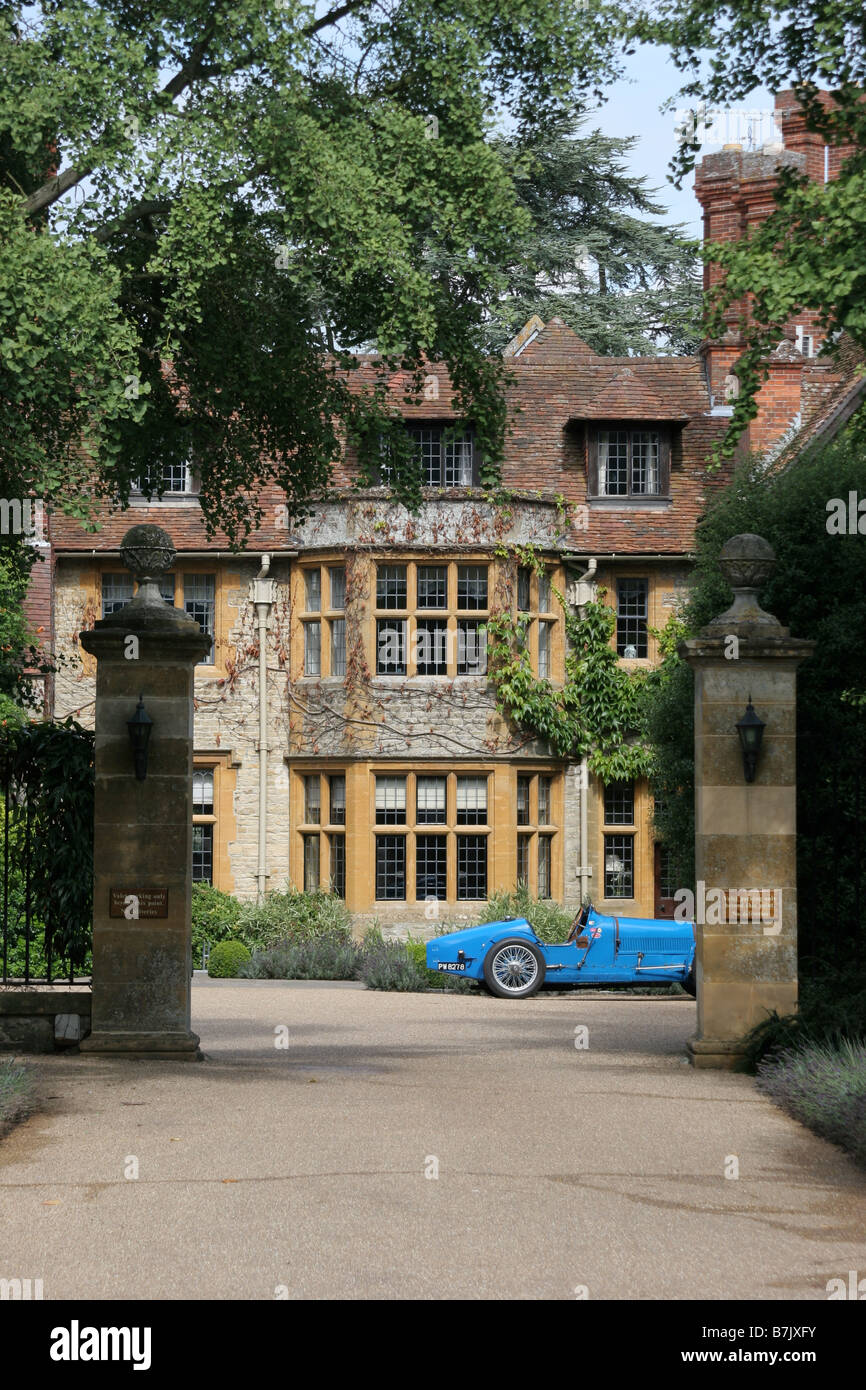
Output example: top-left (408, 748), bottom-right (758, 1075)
top-left (238, 888), bottom-right (352, 951)
top-left (356, 938), bottom-right (429, 992)
top-left (756, 1038), bottom-right (866, 1169)
top-left (191, 883), bottom-right (244, 970)
top-left (405, 939), bottom-right (427, 971)
top-left (740, 963), bottom-right (866, 1069)
top-left (357, 936), bottom-right (475, 992)
top-left (475, 886), bottom-right (575, 944)
top-left (207, 939), bottom-right (252, 978)
top-left (241, 932), bottom-right (362, 980)
top-left (190, 885), bottom-right (353, 968)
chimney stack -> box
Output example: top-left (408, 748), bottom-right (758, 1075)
top-left (694, 88), bottom-right (852, 449)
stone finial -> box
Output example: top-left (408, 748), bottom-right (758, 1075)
top-left (702, 533), bottom-right (784, 636)
top-left (84, 522), bottom-right (206, 648)
top-left (719, 532), bottom-right (775, 589)
top-left (119, 524), bottom-right (176, 604)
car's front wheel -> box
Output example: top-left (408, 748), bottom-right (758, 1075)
top-left (483, 938), bottom-right (545, 999)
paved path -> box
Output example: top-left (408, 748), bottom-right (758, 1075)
top-left (1, 982), bottom-right (864, 1300)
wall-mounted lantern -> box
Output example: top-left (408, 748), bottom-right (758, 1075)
top-left (127, 694), bottom-right (153, 781)
top-left (735, 696), bottom-right (765, 783)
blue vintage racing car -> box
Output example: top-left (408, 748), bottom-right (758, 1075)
top-left (425, 903), bottom-right (696, 999)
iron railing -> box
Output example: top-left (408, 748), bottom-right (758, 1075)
top-left (0, 724), bottom-right (93, 986)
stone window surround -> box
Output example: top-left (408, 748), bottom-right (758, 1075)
top-left (295, 767), bottom-right (349, 898)
top-left (372, 558), bottom-right (490, 680)
top-left (192, 751), bottom-right (238, 895)
top-left (592, 564), bottom-right (667, 668)
top-left (296, 562), bottom-right (346, 679)
top-left (372, 805), bottom-right (491, 903)
top-left (597, 774), bottom-right (654, 908)
top-left (289, 761), bottom-right (563, 907)
top-left (515, 771), bottom-right (556, 900)
top-left (291, 552), bottom-right (565, 683)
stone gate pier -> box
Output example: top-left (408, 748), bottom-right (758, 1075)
top-left (79, 525), bottom-right (210, 1059)
top-left (681, 534), bottom-right (814, 1068)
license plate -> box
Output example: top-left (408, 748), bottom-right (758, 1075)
top-left (437, 961), bottom-right (467, 972)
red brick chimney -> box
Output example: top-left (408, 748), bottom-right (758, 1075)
top-left (694, 89), bottom-right (853, 452)
top-left (774, 89), bottom-right (858, 181)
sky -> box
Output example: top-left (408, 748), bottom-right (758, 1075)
top-left (588, 45), bottom-right (776, 239)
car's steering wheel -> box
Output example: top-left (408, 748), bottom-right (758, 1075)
top-left (566, 902), bottom-right (591, 944)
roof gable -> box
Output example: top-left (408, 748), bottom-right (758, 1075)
top-left (506, 316), bottom-right (596, 364)
top-left (580, 365), bottom-right (690, 421)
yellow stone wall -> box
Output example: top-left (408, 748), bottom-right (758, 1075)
top-left (52, 533), bottom-right (691, 924)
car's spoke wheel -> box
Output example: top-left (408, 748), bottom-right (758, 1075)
top-left (483, 938), bottom-right (545, 999)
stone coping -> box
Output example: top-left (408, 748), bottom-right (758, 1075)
top-left (680, 635), bottom-right (815, 660)
top-left (0, 987), bottom-right (92, 1015)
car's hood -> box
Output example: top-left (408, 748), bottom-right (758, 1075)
top-left (594, 911), bottom-right (695, 932)
top-left (426, 918), bottom-right (536, 955)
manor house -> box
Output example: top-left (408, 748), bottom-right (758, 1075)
top-left (26, 90), bottom-right (864, 930)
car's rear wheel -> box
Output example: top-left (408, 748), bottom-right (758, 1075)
top-left (483, 938), bottom-right (545, 999)
top-left (684, 961), bottom-right (696, 997)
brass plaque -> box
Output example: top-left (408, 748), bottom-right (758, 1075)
top-left (109, 888), bottom-right (169, 919)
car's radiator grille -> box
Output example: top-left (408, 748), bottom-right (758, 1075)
top-left (626, 936), bottom-right (692, 955)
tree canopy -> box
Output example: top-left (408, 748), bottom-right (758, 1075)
top-left (486, 118), bottom-right (702, 357)
top-left (0, 0), bottom-right (638, 540)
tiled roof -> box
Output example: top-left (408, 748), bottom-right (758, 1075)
top-left (49, 318), bottom-right (735, 558)
top-left (572, 365), bottom-right (690, 420)
top-left (773, 335), bottom-right (866, 469)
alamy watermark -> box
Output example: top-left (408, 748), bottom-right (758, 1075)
top-left (49, 1323), bottom-right (151, 1370)
top-left (0, 497), bottom-right (46, 540)
top-left (378, 625), bottom-right (487, 674)
top-left (674, 106), bottom-right (782, 151)
top-left (826, 1270), bottom-right (866, 1299)
top-left (674, 881), bottom-right (782, 935)
top-left (0, 1276), bottom-right (43, 1300)
top-left (826, 492), bottom-right (866, 535)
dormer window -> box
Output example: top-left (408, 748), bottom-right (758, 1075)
top-left (132, 460), bottom-right (199, 498)
top-left (378, 423), bottom-right (479, 488)
top-left (412, 425), bottom-right (475, 486)
top-left (588, 426), bottom-right (671, 500)
top-left (161, 461), bottom-right (194, 493)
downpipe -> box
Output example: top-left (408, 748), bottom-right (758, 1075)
top-left (252, 556), bottom-right (276, 901)
top-left (565, 555), bottom-right (597, 907)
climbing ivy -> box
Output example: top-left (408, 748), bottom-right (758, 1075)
top-left (486, 577), bottom-right (653, 782)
